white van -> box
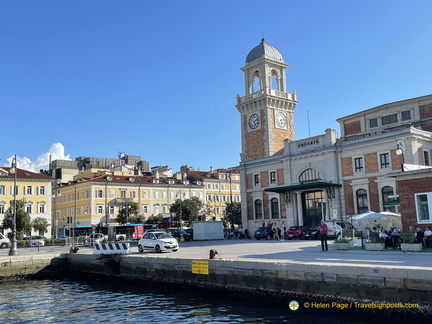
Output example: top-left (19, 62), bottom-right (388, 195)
top-left (0, 233), bottom-right (11, 248)
top-left (324, 220), bottom-right (354, 238)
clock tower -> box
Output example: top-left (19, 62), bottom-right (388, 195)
top-left (236, 39), bottom-right (297, 161)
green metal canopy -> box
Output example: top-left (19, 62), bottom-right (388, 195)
top-left (264, 182), bottom-right (342, 193)
top-left (383, 199), bottom-right (400, 206)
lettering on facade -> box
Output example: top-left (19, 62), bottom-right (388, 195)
top-left (297, 139), bottom-right (319, 148)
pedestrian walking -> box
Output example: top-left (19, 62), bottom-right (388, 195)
top-left (317, 220), bottom-right (328, 252)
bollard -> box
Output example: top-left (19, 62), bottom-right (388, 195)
top-left (209, 249), bottom-right (218, 259)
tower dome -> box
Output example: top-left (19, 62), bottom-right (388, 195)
top-left (245, 38), bottom-right (284, 64)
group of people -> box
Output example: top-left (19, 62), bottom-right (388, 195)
top-left (411, 226), bottom-right (432, 248)
top-left (266, 221), bottom-right (286, 241)
top-left (378, 226), bottom-right (432, 249)
top-left (378, 228), bottom-right (403, 249)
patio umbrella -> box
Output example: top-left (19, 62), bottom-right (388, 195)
top-left (351, 211), bottom-right (401, 231)
top-left (351, 211), bottom-right (401, 220)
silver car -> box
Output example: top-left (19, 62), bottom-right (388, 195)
top-left (138, 231), bottom-right (179, 253)
top-left (29, 235), bottom-right (45, 247)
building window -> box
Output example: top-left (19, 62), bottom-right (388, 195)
top-left (271, 198), bottom-right (279, 219)
top-left (0, 186), bottom-right (5, 195)
top-left (222, 195), bottom-right (226, 202)
top-left (424, 151), bottom-right (430, 166)
top-left (369, 118), bottom-right (378, 128)
top-left (26, 186), bottom-right (32, 195)
top-left (255, 200), bottom-right (262, 219)
top-left (401, 110), bottom-right (411, 121)
top-left (162, 192), bottom-right (167, 199)
top-left (356, 189), bottom-right (368, 214)
top-left (26, 204), bottom-right (32, 213)
top-left (120, 190), bottom-right (127, 199)
top-left (254, 174), bottom-right (260, 186)
top-left (381, 113), bottom-right (398, 126)
top-left (0, 204), bottom-right (5, 214)
top-left (214, 195), bottom-right (219, 202)
top-left (207, 194), bottom-right (212, 202)
top-left (415, 193), bottom-right (431, 223)
top-left (235, 195), bottom-right (240, 202)
top-left (142, 205), bottom-right (148, 214)
top-left (382, 186), bottom-right (396, 213)
top-left (299, 168), bottom-right (321, 183)
top-left (354, 157), bottom-right (364, 172)
top-left (38, 186), bottom-right (45, 195)
top-left (38, 203), bottom-right (46, 214)
top-left (109, 205), bottom-right (115, 214)
top-left (96, 190), bottom-right (104, 198)
top-left (207, 184), bottom-right (211, 189)
top-left (131, 191), bottom-right (137, 199)
top-left (270, 171), bottom-right (277, 184)
top-left (11, 186), bottom-right (18, 195)
top-left (215, 207), bottom-right (220, 215)
top-left (214, 184), bottom-right (219, 190)
top-left (97, 205), bottom-right (104, 214)
top-left (380, 153), bottom-right (390, 169)
top-left (110, 190), bottom-right (115, 198)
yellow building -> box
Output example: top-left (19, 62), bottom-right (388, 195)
top-left (181, 166), bottom-right (241, 221)
top-left (54, 168), bottom-right (205, 235)
top-left (0, 167), bottom-right (52, 237)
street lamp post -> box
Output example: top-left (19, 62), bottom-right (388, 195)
top-left (9, 155), bottom-right (17, 256)
top-left (227, 170), bottom-right (234, 229)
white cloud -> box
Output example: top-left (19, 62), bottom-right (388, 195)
top-left (5, 143), bottom-right (71, 172)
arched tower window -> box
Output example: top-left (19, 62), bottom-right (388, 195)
top-left (382, 186), bottom-right (396, 213)
top-left (356, 189), bottom-right (368, 214)
top-left (271, 69), bottom-right (279, 91)
top-left (254, 199), bottom-right (262, 219)
top-left (271, 198), bottom-right (279, 219)
top-left (252, 70), bottom-right (262, 93)
top-left (299, 168), bottom-right (321, 184)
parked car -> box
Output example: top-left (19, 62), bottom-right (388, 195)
top-left (286, 226), bottom-right (306, 239)
top-left (301, 226), bottom-right (319, 240)
top-left (324, 220), bottom-right (354, 238)
top-left (138, 230), bottom-right (179, 253)
top-left (0, 233), bottom-right (11, 248)
top-left (29, 235), bottom-right (45, 247)
top-left (254, 227), bottom-right (274, 240)
top-left (165, 228), bottom-right (192, 241)
top-left (184, 228), bottom-right (193, 240)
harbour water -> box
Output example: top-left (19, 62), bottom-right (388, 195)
top-left (0, 279), bottom-right (374, 323)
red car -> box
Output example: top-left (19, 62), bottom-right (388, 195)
top-left (286, 225), bottom-right (306, 239)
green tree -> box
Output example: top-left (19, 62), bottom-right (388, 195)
top-left (32, 217), bottom-right (48, 235)
top-left (145, 215), bottom-right (164, 225)
top-left (169, 196), bottom-right (204, 224)
top-left (223, 201), bottom-right (242, 228)
top-left (2, 200), bottom-right (32, 239)
top-left (115, 201), bottom-right (140, 225)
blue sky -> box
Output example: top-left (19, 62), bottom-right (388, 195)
top-left (1, 1), bottom-right (432, 172)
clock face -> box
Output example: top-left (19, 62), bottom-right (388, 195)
top-left (248, 113), bottom-right (260, 130)
top-left (275, 112), bottom-right (287, 128)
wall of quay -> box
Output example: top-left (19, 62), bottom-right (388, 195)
top-left (1, 252), bottom-right (432, 317)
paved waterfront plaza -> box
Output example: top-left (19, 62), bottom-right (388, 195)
top-left (2, 239), bottom-right (431, 270)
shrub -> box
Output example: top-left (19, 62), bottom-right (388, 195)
top-left (399, 231), bottom-right (415, 244)
top-left (369, 231), bottom-right (379, 243)
top-left (335, 238), bottom-right (351, 243)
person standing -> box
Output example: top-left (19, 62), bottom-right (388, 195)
top-left (318, 220), bottom-right (328, 252)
